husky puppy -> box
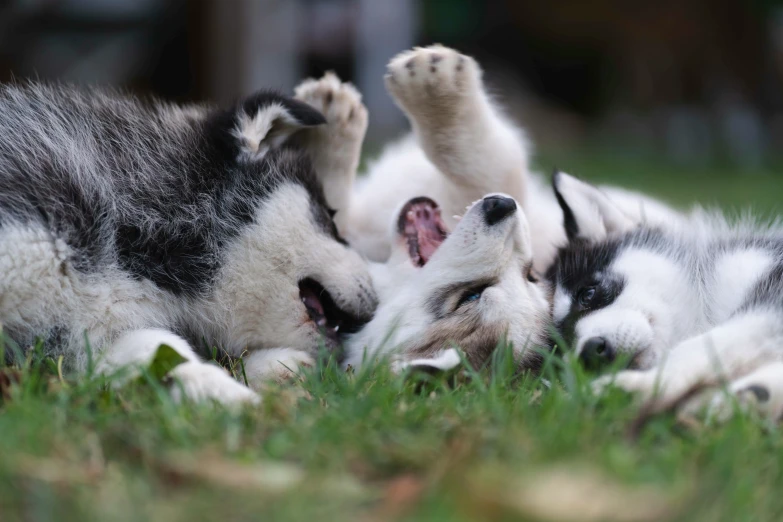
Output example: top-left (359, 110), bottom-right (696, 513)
top-left (342, 194), bottom-right (550, 370)
top-left (0, 83), bottom-right (377, 403)
top-left (548, 172), bottom-right (783, 418)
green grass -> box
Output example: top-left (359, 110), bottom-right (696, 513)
top-left (2, 343), bottom-right (783, 522)
top-left (2, 154), bottom-right (783, 522)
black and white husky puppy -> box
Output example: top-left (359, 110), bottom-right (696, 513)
top-left (548, 172), bottom-right (783, 419)
top-left (0, 83), bottom-right (377, 403)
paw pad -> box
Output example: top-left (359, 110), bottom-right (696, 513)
top-left (385, 45), bottom-right (481, 110)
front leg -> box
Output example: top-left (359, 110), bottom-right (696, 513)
top-left (385, 45), bottom-right (528, 204)
top-left (242, 348), bottom-right (316, 391)
top-left (594, 311), bottom-right (783, 415)
top-left (294, 72), bottom-right (368, 231)
top-left (96, 328), bottom-right (260, 406)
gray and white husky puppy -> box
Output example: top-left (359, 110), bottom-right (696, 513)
top-left (0, 83), bottom-right (377, 403)
top-left (548, 172), bottom-right (783, 419)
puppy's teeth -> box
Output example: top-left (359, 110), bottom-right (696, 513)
top-left (334, 325), bottom-right (340, 332)
top-left (452, 215), bottom-right (461, 220)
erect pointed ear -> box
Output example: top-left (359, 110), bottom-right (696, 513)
top-left (553, 170), bottom-right (636, 242)
top-left (231, 91), bottom-right (326, 162)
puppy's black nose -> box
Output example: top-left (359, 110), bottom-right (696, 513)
top-left (482, 195), bottom-right (516, 226)
top-left (579, 337), bottom-right (615, 371)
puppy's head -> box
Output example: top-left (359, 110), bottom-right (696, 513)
top-left (208, 92), bottom-right (377, 355)
top-left (548, 172), bottom-right (690, 371)
top-left (346, 194), bottom-right (550, 370)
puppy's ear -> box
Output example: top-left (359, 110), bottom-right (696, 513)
top-left (231, 91), bottom-right (326, 162)
top-left (553, 170), bottom-right (635, 242)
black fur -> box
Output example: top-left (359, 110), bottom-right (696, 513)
top-left (552, 170), bottom-right (580, 242)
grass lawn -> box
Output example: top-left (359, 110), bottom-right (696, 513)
top-left (1, 153), bottom-right (782, 522)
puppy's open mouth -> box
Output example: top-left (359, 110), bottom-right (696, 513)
top-left (397, 197), bottom-right (448, 267)
top-left (299, 278), bottom-right (363, 342)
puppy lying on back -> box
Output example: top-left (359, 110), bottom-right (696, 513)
top-left (0, 83), bottom-right (377, 403)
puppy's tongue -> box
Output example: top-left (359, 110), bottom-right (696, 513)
top-left (398, 197), bottom-right (448, 267)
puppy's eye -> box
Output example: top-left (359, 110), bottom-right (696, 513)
top-left (456, 286), bottom-right (487, 309)
top-left (577, 287), bottom-right (596, 308)
top-left (525, 265), bottom-right (539, 283)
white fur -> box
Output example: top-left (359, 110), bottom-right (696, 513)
top-left (294, 72), bottom-right (368, 231)
top-left (552, 288), bottom-right (572, 327)
top-left (391, 347), bottom-right (462, 374)
top-left (709, 249), bottom-right (773, 323)
top-left (169, 362), bottom-right (260, 406)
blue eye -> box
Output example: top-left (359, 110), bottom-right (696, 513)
top-left (578, 287), bottom-right (596, 308)
top-left (457, 286), bottom-right (487, 309)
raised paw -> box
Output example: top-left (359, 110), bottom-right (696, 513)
top-left (294, 72), bottom-right (368, 141)
top-left (384, 45), bottom-right (482, 114)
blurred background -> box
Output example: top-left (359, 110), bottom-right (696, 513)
top-left (1, 0), bottom-right (782, 211)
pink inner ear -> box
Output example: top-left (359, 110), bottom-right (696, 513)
top-left (398, 198), bottom-right (449, 267)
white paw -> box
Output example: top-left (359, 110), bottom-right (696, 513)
top-left (384, 45), bottom-right (481, 113)
top-left (170, 362), bottom-right (260, 406)
top-left (294, 72), bottom-right (368, 141)
top-left (694, 361), bottom-right (783, 422)
top-left (242, 348), bottom-right (316, 390)
top-left (96, 328), bottom-right (200, 382)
